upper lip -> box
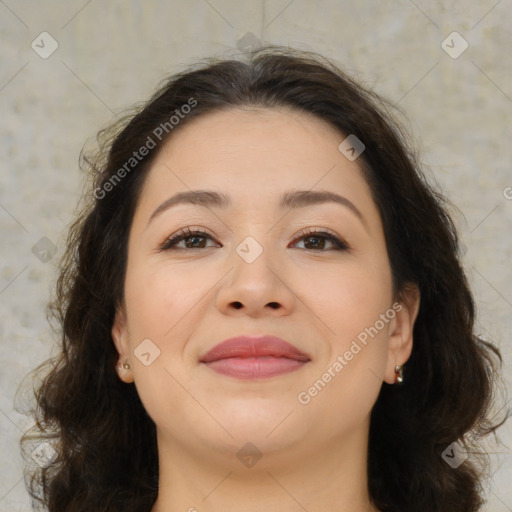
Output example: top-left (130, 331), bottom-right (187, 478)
top-left (200, 335), bottom-right (310, 363)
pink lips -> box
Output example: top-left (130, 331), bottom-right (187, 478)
top-left (200, 335), bottom-right (310, 379)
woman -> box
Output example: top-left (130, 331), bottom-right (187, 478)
top-left (21, 46), bottom-right (504, 512)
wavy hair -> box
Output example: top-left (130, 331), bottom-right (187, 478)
top-left (20, 45), bottom-right (506, 512)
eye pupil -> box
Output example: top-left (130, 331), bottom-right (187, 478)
top-left (304, 236), bottom-right (324, 250)
top-left (186, 236), bottom-right (206, 248)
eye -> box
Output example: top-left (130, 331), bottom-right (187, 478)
top-left (159, 227), bottom-right (350, 252)
top-left (159, 227), bottom-right (220, 251)
top-left (290, 228), bottom-right (350, 251)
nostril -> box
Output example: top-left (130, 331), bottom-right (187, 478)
top-left (230, 301), bottom-right (280, 309)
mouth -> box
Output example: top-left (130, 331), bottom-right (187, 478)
top-left (199, 334), bottom-right (310, 380)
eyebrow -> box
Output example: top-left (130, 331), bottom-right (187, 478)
top-left (147, 189), bottom-right (369, 231)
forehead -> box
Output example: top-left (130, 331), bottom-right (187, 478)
top-left (139, 107), bottom-right (375, 209)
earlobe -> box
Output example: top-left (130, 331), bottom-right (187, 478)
top-left (111, 306), bottom-right (134, 383)
top-left (116, 359), bottom-right (134, 384)
top-left (384, 284), bottom-right (421, 384)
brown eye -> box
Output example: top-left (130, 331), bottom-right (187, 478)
top-left (291, 229), bottom-right (349, 251)
top-left (160, 228), bottom-right (219, 251)
top-left (160, 227), bottom-right (349, 252)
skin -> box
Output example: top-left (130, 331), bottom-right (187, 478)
top-left (111, 106), bottom-right (420, 512)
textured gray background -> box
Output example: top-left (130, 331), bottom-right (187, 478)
top-left (1, 1), bottom-right (511, 510)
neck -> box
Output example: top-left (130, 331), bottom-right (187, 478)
top-left (151, 416), bottom-right (379, 512)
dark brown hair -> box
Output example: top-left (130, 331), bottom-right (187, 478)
top-left (20, 45), bottom-right (506, 512)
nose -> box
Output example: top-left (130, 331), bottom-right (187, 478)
top-left (215, 242), bottom-right (296, 318)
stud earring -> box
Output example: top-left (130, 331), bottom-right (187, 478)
top-left (122, 360), bottom-right (131, 370)
top-left (395, 364), bottom-right (404, 384)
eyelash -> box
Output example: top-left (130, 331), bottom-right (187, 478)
top-left (159, 227), bottom-right (350, 252)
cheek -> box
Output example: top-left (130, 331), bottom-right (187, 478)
top-left (122, 263), bottom-right (205, 431)
top-left (294, 257), bottom-right (393, 417)
top-left (123, 260), bottom-right (208, 340)
top-left (298, 255), bottom-right (393, 343)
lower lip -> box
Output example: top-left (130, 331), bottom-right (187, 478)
top-left (203, 356), bottom-right (307, 379)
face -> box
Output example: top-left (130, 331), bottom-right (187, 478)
top-left (112, 107), bottom-right (419, 466)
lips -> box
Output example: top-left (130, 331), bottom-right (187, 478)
top-left (200, 335), bottom-right (310, 379)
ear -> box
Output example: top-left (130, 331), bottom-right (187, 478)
top-left (111, 305), bottom-right (134, 383)
top-left (383, 283), bottom-right (421, 384)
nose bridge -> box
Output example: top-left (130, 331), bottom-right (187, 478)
top-left (231, 231), bottom-right (278, 290)
top-left (215, 227), bottom-right (295, 315)
top-left (229, 204), bottom-right (278, 268)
